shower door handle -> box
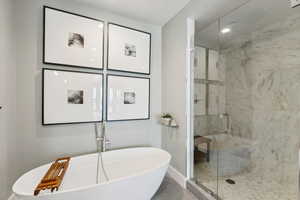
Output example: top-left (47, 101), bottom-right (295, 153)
top-left (226, 114), bottom-right (232, 133)
top-left (219, 113), bottom-right (231, 133)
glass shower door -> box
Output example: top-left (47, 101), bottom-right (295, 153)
top-left (194, 45), bottom-right (218, 197)
top-left (193, 42), bottom-right (227, 199)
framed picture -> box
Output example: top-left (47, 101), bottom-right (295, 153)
top-left (43, 6), bottom-right (104, 70)
top-left (106, 74), bottom-right (150, 121)
top-left (107, 23), bottom-right (151, 75)
top-left (43, 68), bottom-right (103, 125)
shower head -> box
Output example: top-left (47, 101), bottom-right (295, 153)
top-left (290, 0), bottom-right (300, 8)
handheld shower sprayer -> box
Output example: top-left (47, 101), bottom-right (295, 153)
top-left (94, 122), bottom-right (109, 183)
top-left (94, 123), bottom-right (101, 152)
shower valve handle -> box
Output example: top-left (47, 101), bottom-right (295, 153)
top-left (105, 139), bottom-right (111, 146)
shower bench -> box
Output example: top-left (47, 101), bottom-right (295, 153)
top-left (194, 136), bottom-right (212, 162)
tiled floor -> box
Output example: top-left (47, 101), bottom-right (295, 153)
top-left (152, 176), bottom-right (198, 200)
top-left (199, 174), bottom-right (297, 200)
top-left (195, 162), bottom-right (298, 200)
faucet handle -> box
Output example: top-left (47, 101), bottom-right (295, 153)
top-left (105, 139), bottom-right (111, 145)
top-left (105, 139), bottom-right (111, 149)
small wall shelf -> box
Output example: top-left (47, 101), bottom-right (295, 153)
top-left (159, 118), bottom-right (179, 128)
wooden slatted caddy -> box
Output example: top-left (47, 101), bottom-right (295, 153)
top-left (34, 157), bottom-right (71, 196)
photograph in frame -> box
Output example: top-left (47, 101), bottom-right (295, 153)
top-left (43, 69), bottom-right (103, 125)
top-left (107, 23), bottom-right (151, 74)
top-left (44, 6), bottom-right (104, 69)
top-left (106, 74), bottom-right (150, 121)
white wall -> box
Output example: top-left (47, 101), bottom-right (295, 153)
top-left (162, 13), bottom-right (188, 176)
top-left (13, 0), bottom-right (161, 183)
top-left (0, 0), bottom-right (18, 199)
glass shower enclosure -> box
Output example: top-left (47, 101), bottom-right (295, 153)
top-left (191, 1), bottom-right (300, 199)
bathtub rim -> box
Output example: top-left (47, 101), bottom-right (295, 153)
top-left (12, 147), bottom-right (171, 197)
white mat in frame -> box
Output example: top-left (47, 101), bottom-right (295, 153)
top-left (106, 74), bottom-right (150, 121)
top-left (44, 6), bottom-right (104, 69)
top-left (43, 68), bottom-right (103, 125)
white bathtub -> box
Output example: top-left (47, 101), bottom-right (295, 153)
top-left (12, 147), bottom-right (171, 200)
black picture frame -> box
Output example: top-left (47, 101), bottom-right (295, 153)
top-left (107, 23), bottom-right (151, 75)
top-left (43, 6), bottom-right (105, 70)
top-left (106, 74), bottom-right (151, 122)
top-left (42, 68), bottom-right (104, 125)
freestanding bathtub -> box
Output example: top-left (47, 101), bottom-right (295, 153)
top-left (12, 147), bottom-right (171, 200)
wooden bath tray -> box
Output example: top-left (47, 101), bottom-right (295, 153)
top-left (34, 157), bottom-right (70, 196)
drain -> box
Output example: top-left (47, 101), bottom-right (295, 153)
top-left (225, 179), bottom-right (236, 184)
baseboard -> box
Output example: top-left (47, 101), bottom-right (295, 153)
top-left (167, 165), bottom-right (187, 188)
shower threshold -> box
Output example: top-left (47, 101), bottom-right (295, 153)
top-left (187, 179), bottom-right (222, 200)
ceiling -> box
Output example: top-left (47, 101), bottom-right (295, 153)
top-left (196, 0), bottom-right (300, 48)
top-left (74, 0), bottom-right (191, 25)
top-left (71, 0), bottom-right (299, 30)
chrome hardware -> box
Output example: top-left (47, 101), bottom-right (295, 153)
top-left (94, 122), bottom-right (110, 152)
top-left (219, 113), bottom-right (231, 134)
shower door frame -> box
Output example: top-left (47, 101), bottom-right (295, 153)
top-left (186, 17), bottom-right (224, 200)
top-left (186, 17), bottom-right (195, 181)
top-left (185, 17), bottom-right (219, 200)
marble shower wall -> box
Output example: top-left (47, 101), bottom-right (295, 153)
top-left (221, 12), bottom-right (300, 185)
